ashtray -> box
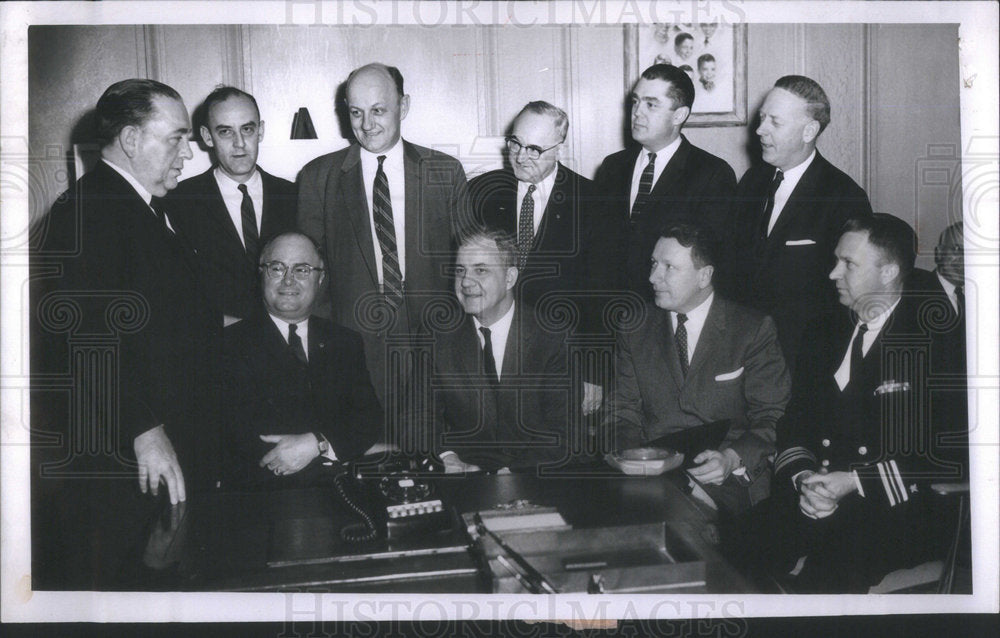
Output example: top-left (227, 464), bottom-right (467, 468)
top-left (606, 447), bottom-right (684, 476)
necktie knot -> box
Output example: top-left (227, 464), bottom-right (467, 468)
top-left (526, 184), bottom-right (536, 195)
top-left (287, 322), bottom-right (308, 365)
top-left (771, 169), bottom-right (784, 190)
top-left (647, 152), bottom-right (657, 165)
top-left (238, 183), bottom-right (249, 195)
top-left (857, 322), bottom-right (868, 335)
top-left (676, 313), bottom-right (688, 328)
top-left (377, 155), bottom-right (387, 167)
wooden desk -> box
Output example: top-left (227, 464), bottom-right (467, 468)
top-left (110, 466), bottom-right (753, 593)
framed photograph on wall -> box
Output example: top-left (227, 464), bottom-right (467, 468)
top-left (625, 22), bottom-right (747, 127)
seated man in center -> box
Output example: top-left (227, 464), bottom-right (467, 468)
top-left (421, 230), bottom-right (571, 474)
top-left (222, 232), bottom-right (383, 486)
top-left (603, 222), bottom-right (791, 514)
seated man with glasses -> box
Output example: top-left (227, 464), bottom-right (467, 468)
top-left (469, 101), bottom-right (612, 418)
top-left (221, 232), bottom-right (383, 486)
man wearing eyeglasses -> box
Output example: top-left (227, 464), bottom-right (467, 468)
top-left (169, 86), bottom-right (297, 326)
top-left (222, 232), bottom-right (383, 485)
top-left (469, 101), bottom-right (609, 416)
top-left (594, 63), bottom-right (736, 300)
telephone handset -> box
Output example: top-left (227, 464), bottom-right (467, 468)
top-left (332, 453), bottom-right (453, 543)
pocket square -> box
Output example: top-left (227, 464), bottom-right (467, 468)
top-left (874, 380), bottom-right (911, 395)
top-left (785, 239), bottom-right (817, 246)
top-left (715, 367), bottom-right (744, 381)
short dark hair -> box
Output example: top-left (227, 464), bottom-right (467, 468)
top-left (458, 229), bottom-right (518, 270)
top-left (660, 221), bottom-right (720, 270)
top-left (697, 53), bottom-right (716, 68)
top-left (841, 214), bottom-right (916, 280)
top-left (347, 63), bottom-right (405, 97)
top-left (640, 63), bottom-right (695, 110)
top-left (202, 85), bottom-right (260, 122)
top-left (675, 32), bottom-right (694, 46)
top-left (95, 78), bottom-right (183, 148)
top-left (774, 75), bottom-right (831, 134)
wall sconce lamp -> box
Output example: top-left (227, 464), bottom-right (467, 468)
top-left (290, 107), bottom-right (317, 139)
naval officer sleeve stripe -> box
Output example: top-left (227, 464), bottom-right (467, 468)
top-left (774, 446), bottom-right (815, 474)
top-left (877, 460), bottom-right (908, 506)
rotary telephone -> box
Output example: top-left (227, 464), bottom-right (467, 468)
top-left (331, 453), bottom-right (454, 542)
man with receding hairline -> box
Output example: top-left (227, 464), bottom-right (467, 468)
top-left (727, 75), bottom-right (873, 371)
top-left (297, 63), bottom-right (471, 419)
top-left (170, 86), bottom-right (297, 325)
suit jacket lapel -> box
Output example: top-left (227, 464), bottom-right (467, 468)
top-left (500, 308), bottom-right (524, 380)
top-left (259, 169), bottom-right (279, 239)
top-left (403, 141), bottom-right (422, 285)
top-left (203, 171), bottom-right (251, 266)
top-left (337, 145), bottom-right (379, 287)
top-left (535, 165), bottom-right (571, 253)
top-left (767, 152), bottom-right (825, 243)
top-left (651, 309), bottom-right (684, 392)
top-left (649, 136), bottom-right (691, 199)
top-left (686, 297), bottom-right (724, 382)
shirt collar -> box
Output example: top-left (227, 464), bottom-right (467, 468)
top-left (473, 300), bottom-right (516, 333)
top-left (777, 149), bottom-right (816, 181)
top-left (213, 165), bottom-right (260, 191)
top-left (936, 270), bottom-right (957, 296)
top-left (860, 296), bottom-right (900, 333)
top-left (102, 158), bottom-right (154, 206)
top-left (644, 135), bottom-right (682, 164)
top-left (673, 291), bottom-right (714, 325)
top-left (268, 313), bottom-right (308, 341)
top-left (359, 138), bottom-right (404, 165)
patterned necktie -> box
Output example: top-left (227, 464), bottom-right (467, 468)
top-left (631, 152), bottom-right (656, 218)
top-left (761, 168), bottom-right (784, 237)
top-left (675, 313), bottom-right (689, 377)
top-left (480, 326), bottom-right (499, 384)
top-left (955, 285), bottom-right (965, 315)
top-left (848, 322), bottom-right (868, 385)
top-left (237, 183), bottom-right (259, 257)
top-left (517, 184), bottom-right (537, 269)
top-left (288, 322), bottom-right (308, 365)
top-left (373, 155), bottom-right (403, 308)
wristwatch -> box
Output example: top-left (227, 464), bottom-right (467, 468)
top-left (313, 432), bottom-right (330, 457)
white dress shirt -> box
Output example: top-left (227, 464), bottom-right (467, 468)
top-left (516, 165), bottom-right (559, 238)
top-left (214, 167), bottom-right (262, 248)
top-left (269, 314), bottom-right (309, 362)
top-left (360, 139), bottom-right (407, 283)
top-left (834, 298), bottom-right (900, 391)
top-left (766, 149), bottom-right (816, 235)
top-left (473, 301), bottom-right (516, 380)
top-left (936, 270), bottom-right (960, 313)
top-left (670, 292), bottom-right (714, 364)
top-left (629, 135), bottom-right (682, 211)
top-left (103, 158), bottom-right (176, 232)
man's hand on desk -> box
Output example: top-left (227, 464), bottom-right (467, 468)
top-left (798, 471), bottom-right (857, 519)
top-left (134, 424), bottom-right (186, 504)
top-left (687, 448), bottom-right (741, 485)
top-left (440, 451), bottom-right (481, 474)
top-left (582, 382), bottom-right (604, 415)
top-left (259, 433), bottom-right (319, 476)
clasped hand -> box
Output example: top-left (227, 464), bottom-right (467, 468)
top-left (687, 448), bottom-right (741, 485)
top-left (797, 470), bottom-right (857, 519)
top-left (260, 433), bottom-right (319, 476)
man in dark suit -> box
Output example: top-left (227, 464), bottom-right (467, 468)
top-left (223, 233), bottom-right (382, 485)
top-left (297, 63), bottom-right (471, 417)
top-left (469, 101), bottom-right (605, 415)
top-left (170, 86), bottom-right (297, 325)
top-left (742, 214), bottom-right (968, 593)
top-left (31, 79), bottom-right (217, 587)
top-left (420, 231), bottom-right (570, 474)
top-left (911, 221), bottom-right (965, 316)
top-left (727, 75), bottom-right (873, 369)
top-left (603, 222), bottom-right (790, 514)
top-left (594, 63), bottom-right (736, 298)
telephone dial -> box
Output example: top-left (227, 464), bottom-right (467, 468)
top-left (331, 453), bottom-right (455, 543)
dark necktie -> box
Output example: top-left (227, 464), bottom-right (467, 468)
top-left (517, 184), bottom-right (537, 269)
top-left (479, 326), bottom-right (499, 384)
top-left (237, 183), bottom-right (259, 257)
top-left (955, 285), bottom-right (965, 315)
top-left (373, 155), bottom-right (403, 308)
top-left (631, 152), bottom-right (656, 218)
top-left (675, 313), bottom-right (689, 377)
top-left (760, 168), bottom-right (784, 237)
top-left (288, 322), bottom-right (308, 365)
top-left (149, 196), bottom-right (171, 232)
top-left (848, 322), bottom-right (869, 385)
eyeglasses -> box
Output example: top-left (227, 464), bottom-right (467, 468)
top-left (260, 261), bottom-right (324, 280)
top-left (505, 136), bottom-right (562, 160)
